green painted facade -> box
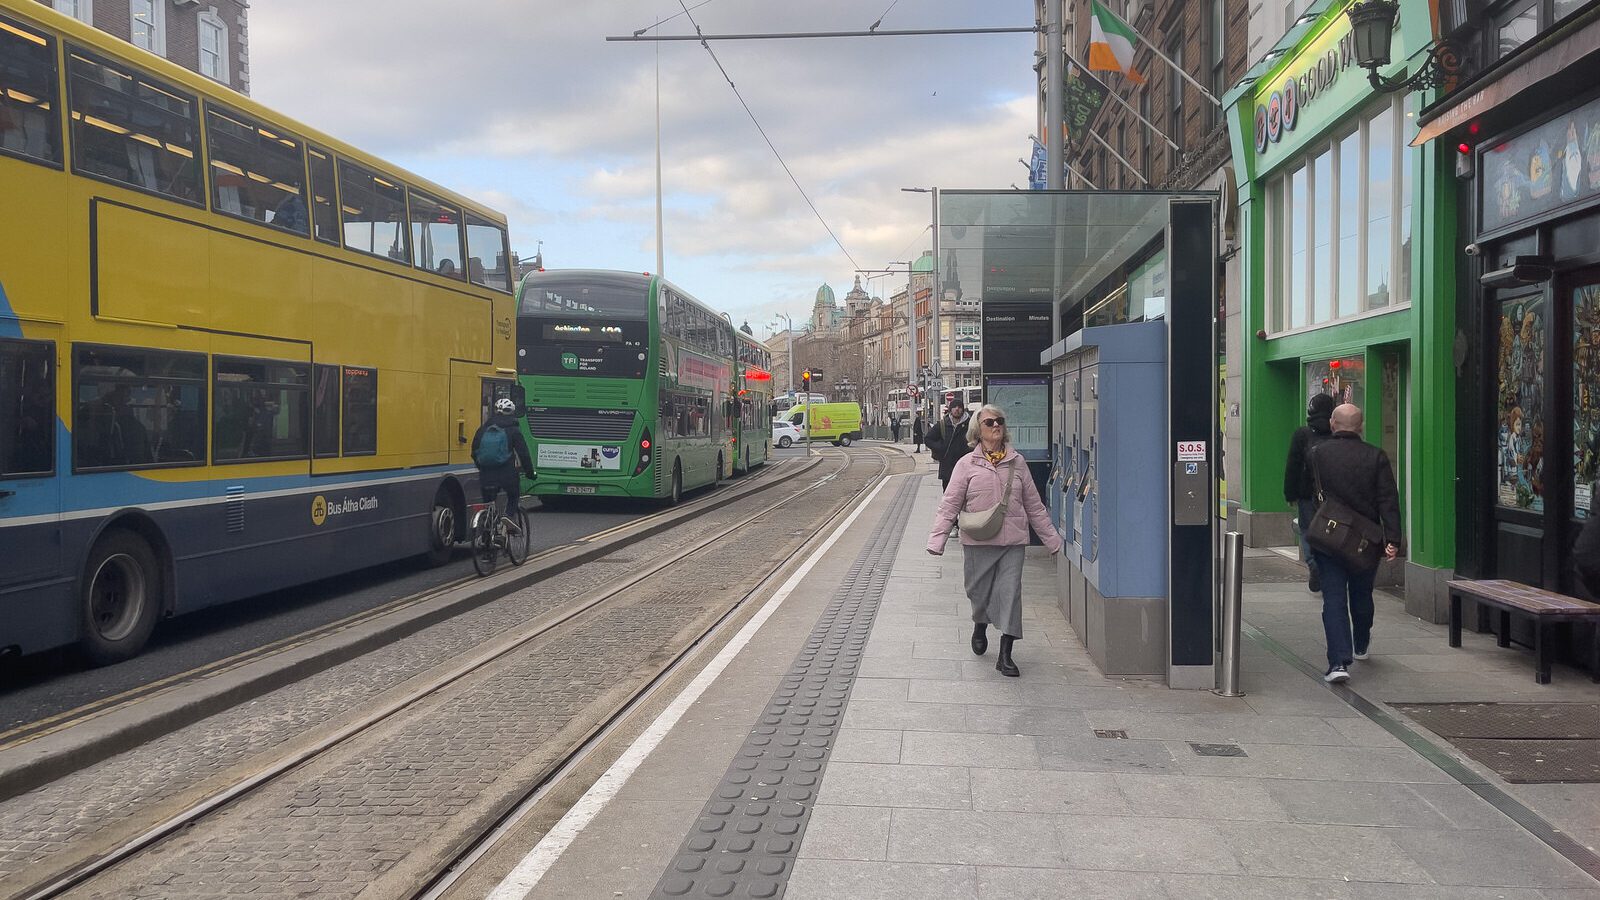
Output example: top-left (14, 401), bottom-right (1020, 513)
top-left (1223, 0), bottom-right (1458, 571)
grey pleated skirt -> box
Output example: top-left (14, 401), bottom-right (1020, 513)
top-left (962, 543), bottom-right (1026, 638)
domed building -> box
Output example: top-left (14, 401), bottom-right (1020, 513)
top-left (811, 283), bottom-right (842, 333)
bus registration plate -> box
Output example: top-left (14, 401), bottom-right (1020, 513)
top-left (564, 485), bottom-right (597, 495)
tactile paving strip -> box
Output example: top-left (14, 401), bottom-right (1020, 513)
top-left (649, 476), bottom-right (919, 899)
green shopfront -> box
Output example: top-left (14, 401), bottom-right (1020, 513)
top-left (1223, 0), bottom-right (1463, 619)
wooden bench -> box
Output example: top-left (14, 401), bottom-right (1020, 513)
top-left (1447, 579), bottom-right (1600, 684)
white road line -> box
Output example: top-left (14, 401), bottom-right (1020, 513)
top-left (484, 474), bottom-right (897, 900)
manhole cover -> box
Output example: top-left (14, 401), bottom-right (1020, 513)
top-left (1189, 742), bottom-right (1247, 757)
top-left (1093, 729), bottom-right (1128, 740)
top-left (1452, 739), bottom-right (1600, 784)
top-left (1393, 703), bottom-right (1600, 740)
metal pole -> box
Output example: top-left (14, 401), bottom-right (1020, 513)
top-left (930, 187), bottom-right (942, 395)
top-left (1215, 530), bottom-right (1245, 697)
top-left (1045, 0), bottom-right (1063, 190)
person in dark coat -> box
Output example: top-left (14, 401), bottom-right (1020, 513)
top-left (925, 398), bottom-right (972, 491)
top-left (1308, 404), bottom-right (1402, 684)
top-left (890, 416), bottom-right (902, 444)
top-left (471, 397), bottom-right (535, 521)
top-left (1284, 393), bottom-right (1337, 592)
top-left (911, 413), bottom-right (925, 453)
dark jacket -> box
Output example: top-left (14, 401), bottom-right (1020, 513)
top-left (926, 413), bottom-right (972, 483)
top-left (1308, 431), bottom-right (1403, 548)
top-left (911, 416), bottom-right (924, 442)
top-left (471, 413), bottom-right (534, 474)
top-left (1575, 489), bottom-right (1599, 597)
top-left (1284, 394), bottom-right (1336, 503)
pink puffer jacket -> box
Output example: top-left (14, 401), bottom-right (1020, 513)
top-left (928, 445), bottom-right (1061, 555)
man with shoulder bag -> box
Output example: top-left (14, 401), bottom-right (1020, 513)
top-left (1304, 404), bottom-right (1402, 684)
top-left (925, 397), bottom-right (972, 492)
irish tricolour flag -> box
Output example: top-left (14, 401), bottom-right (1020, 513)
top-left (1088, 0), bottom-right (1144, 84)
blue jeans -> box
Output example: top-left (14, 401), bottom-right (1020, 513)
top-left (1297, 499), bottom-right (1321, 579)
top-left (1311, 549), bottom-right (1375, 669)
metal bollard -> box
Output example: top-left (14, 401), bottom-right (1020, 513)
top-left (1214, 530), bottom-right (1246, 697)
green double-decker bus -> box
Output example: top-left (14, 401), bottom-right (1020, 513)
top-left (516, 270), bottom-right (735, 503)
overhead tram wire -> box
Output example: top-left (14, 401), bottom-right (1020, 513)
top-left (672, 0), bottom-right (861, 273)
top-left (630, 0), bottom-right (719, 37)
top-left (867, 0), bottom-right (903, 32)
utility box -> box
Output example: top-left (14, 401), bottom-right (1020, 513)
top-left (1043, 322), bottom-right (1168, 677)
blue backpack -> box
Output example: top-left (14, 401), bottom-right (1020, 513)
top-left (474, 423), bottom-right (513, 467)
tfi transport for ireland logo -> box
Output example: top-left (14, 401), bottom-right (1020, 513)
top-left (561, 352), bottom-right (579, 370)
top-left (311, 493), bottom-right (379, 526)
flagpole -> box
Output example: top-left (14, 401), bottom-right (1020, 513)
top-left (1086, 129), bottom-right (1147, 185)
top-left (1069, 56), bottom-right (1178, 151)
top-left (1064, 161), bottom-right (1097, 190)
top-left (1132, 32), bottom-right (1222, 107)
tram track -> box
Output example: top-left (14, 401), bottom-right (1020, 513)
top-left (0, 456), bottom-right (818, 801)
top-left (16, 447), bottom-right (902, 900)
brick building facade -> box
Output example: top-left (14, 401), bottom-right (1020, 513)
top-left (39, 0), bottom-right (251, 95)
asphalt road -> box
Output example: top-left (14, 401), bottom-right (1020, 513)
top-left (0, 494), bottom-right (682, 733)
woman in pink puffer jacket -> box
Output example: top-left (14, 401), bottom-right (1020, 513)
top-left (927, 404), bottom-right (1061, 677)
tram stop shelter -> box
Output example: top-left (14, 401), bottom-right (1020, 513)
top-left (936, 190), bottom-right (1220, 688)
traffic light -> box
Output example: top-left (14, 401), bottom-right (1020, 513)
top-left (802, 370), bottom-right (812, 391)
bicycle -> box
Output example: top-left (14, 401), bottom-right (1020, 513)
top-left (469, 492), bottom-right (530, 576)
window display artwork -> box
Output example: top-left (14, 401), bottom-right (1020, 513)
top-left (1575, 282), bottom-right (1600, 519)
top-left (1497, 295), bottom-right (1546, 512)
top-left (1303, 356), bottom-right (1364, 408)
top-left (1483, 94), bottom-right (1600, 234)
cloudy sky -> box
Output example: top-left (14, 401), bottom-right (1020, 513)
top-left (250, 1), bottom-right (1038, 337)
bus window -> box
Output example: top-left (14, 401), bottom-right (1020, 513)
top-left (465, 212), bottom-right (510, 292)
top-left (205, 105), bottom-right (308, 235)
top-left (67, 47), bottom-right (201, 205)
top-left (0, 13), bottom-right (62, 167)
top-left (213, 357), bottom-right (310, 462)
top-left (1, 339), bottom-right (55, 477)
top-left (342, 366), bottom-right (377, 455)
top-left (73, 345), bottom-right (206, 470)
top-left (338, 161), bottom-right (408, 262)
top-left (307, 146), bottom-right (339, 245)
top-left (312, 363), bottom-right (339, 457)
top-left (409, 190), bottom-right (465, 279)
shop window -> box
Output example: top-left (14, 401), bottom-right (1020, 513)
top-left (52, 0), bottom-right (90, 23)
top-left (341, 366), bottom-right (377, 455)
top-left (312, 363), bottom-right (339, 458)
top-left (0, 13), bottom-right (62, 167)
top-left (1574, 282), bottom-right (1600, 518)
top-left (1337, 129), bottom-right (1361, 319)
top-left (213, 357), bottom-right (310, 462)
top-left (1288, 165), bottom-right (1308, 329)
top-left (1304, 356), bottom-right (1365, 409)
top-left (1167, 35), bottom-right (1184, 166)
top-left (1312, 150), bottom-right (1333, 323)
top-left (73, 345), bottom-right (206, 470)
top-left (67, 47), bottom-right (201, 204)
top-left (206, 105), bottom-right (307, 234)
top-left (1496, 295), bottom-right (1546, 513)
top-left (1, 339), bottom-right (55, 477)
top-left (1496, 2), bottom-right (1537, 60)
top-left (1365, 104), bottom-right (1395, 311)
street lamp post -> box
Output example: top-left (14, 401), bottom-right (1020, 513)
top-left (901, 188), bottom-right (941, 399)
top-left (769, 312), bottom-right (796, 397)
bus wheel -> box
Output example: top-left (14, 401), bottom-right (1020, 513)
top-left (668, 462), bottom-right (684, 505)
top-left (80, 531), bottom-right (160, 666)
top-left (423, 485), bottom-right (460, 567)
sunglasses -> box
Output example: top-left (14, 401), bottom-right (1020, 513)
top-left (982, 417), bottom-right (1006, 427)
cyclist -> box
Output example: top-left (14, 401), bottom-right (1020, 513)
top-left (471, 397), bottom-right (535, 539)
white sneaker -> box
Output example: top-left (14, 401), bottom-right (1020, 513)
top-left (1353, 644), bottom-right (1370, 661)
top-left (1323, 665), bottom-right (1350, 683)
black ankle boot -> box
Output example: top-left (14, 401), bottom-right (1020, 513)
top-left (971, 623), bottom-right (988, 656)
top-left (996, 635), bottom-right (1019, 677)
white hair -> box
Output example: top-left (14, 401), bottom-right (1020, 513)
top-left (966, 404), bottom-right (1007, 448)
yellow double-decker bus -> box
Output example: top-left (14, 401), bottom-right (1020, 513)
top-left (0, 1), bottom-right (516, 664)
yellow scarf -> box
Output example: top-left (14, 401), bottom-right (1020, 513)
top-left (983, 447), bottom-right (1006, 465)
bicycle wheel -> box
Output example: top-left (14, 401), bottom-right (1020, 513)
top-left (505, 506), bottom-right (530, 566)
top-left (471, 512), bottom-right (497, 577)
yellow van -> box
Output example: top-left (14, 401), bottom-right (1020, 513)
top-left (784, 403), bottom-right (863, 446)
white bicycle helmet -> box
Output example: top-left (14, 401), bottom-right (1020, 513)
top-left (494, 397), bottom-right (516, 415)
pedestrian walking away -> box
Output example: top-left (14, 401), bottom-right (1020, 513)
top-left (925, 398), bottom-right (972, 491)
top-left (911, 412), bottom-right (924, 453)
top-left (890, 416), bottom-right (902, 444)
top-left (927, 404), bottom-right (1061, 677)
top-left (1306, 403), bottom-right (1401, 683)
top-left (1284, 393), bottom-right (1336, 593)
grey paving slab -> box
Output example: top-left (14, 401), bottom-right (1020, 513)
top-left (841, 699), bottom-right (971, 732)
top-left (1080, 711), bottom-right (1356, 746)
top-left (1219, 821), bottom-right (1433, 883)
top-left (828, 729), bottom-right (903, 764)
top-left (1386, 828), bottom-right (1599, 889)
top-left (1171, 742), bottom-right (1455, 783)
top-left (1035, 735), bottom-right (1181, 774)
top-left (962, 704), bottom-right (1091, 737)
top-left (523, 800), bottom-right (703, 900)
top-left (1057, 814), bottom-right (1244, 875)
top-left (1157, 873), bottom-right (1360, 899)
top-left (976, 865), bottom-right (1166, 899)
top-left (1340, 884), bottom-right (1550, 900)
top-left (845, 678), bottom-right (909, 702)
top-left (787, 858), bottom-right (978, 900)
top-left (1261, 779), bottom-right (1474, 829)
top-left (794, 804), bottom-right (891, 861)
top-left (816, 762), bottom-right (972, 810)
top-left (858, 656), bottom-right (968, 680)
top-left (968, 768), bottom-right (1128, 815)
top-left (899, 732), bottom-right (1042, 768)
top-left (615, 726), bottom-right (752, 803)
top-left (886, 808), bottom-right (1068, 867)
top-left (1114, 774), bottom-right (1292, 822)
